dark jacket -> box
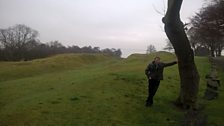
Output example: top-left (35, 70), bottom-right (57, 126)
top-left (145, 61), bottom-right (177, 80)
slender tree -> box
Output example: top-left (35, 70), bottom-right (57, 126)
top-left (162, 0), bottom-right (200, 109)
top-left (146, 44), bottom-right (156, 54)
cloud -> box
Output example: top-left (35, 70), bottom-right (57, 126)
top-left (0, 0), bottom-right (204, 57)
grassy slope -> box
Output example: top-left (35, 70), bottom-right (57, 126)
top-left (0, 52), bottom-right (223, 126)
top-left (0, 53), bottom-right (116, 82)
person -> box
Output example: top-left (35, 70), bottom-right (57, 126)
top-left (145, 56), bottom-right (177, 107)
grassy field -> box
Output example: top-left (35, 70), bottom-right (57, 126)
top-left (0, 52), bottom-right (223, 126)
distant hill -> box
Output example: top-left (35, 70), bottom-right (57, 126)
top-left (126, 51), bottom-right (176, 61)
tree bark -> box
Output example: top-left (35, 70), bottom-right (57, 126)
top-left (217, 45), bottom-right (222, 57)
top-left (162, 0), bottom-right (200, 109)
top-left (210, 43), bottom-right (216, 57)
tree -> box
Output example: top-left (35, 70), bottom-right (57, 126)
top-left (146, 44), bottom-right (156, 54)
top-left (114, 49), bottom-right (122, 57)
top-left (0, 24), bottom-right (38, 60)
top-left (189, 0), bottom-right (224, 57)
top-left (93, 47), bottom-right (100, 53)
top-left (101, 48), bottom-right (122, 58)
top-left (187, 27), bottom-right (201, 53)
top-left (163, 39), bottom-right (174, 52)
top-left (0, 24), bottom-right (123, 61)
top-left (47, 41), bottom-right (65, 49)
top-left (162, 0), bottom-right (200, 109)
top-left (187, 28), bottom-right (210, 56)
top-left (194, 46), bottom-right (210, 56)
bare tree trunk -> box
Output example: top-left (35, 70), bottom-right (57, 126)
top-left (211, 50), bottom-right (215, 57)
top-left (217, 45), bottom-right (222, 57)
top-left (209, 41), bottom-right (217, 57)
top-left (162, 0), bottom-right (200, 109)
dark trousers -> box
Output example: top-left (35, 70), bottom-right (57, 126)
top-left (146, 79), bottom-right (160, 104)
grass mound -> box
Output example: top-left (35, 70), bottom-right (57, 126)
top-left (0, 53), bottom-right (118, 82)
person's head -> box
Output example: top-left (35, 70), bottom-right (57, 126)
top-left (154, 56), bottom-right (160, 63)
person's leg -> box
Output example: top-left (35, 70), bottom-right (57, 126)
top-left (151, 80), bottom-right (160, 97)
top-left (146, 79), bottom-right (155, 106)
top-left (146, 79), bottom-right (160, 106)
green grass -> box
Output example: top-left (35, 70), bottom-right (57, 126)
top-left (0, 53), bottom-right (118, 82)
top-left (203, 57), bottom-right (224, 126)
top-left (0, 52), bottom-right (223, 126)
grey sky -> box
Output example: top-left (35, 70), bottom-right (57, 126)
top-left (0, 0), bottom-right (204, 57)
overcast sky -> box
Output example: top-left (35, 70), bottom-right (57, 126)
top-left (0, 0), bottom-right (204, 57)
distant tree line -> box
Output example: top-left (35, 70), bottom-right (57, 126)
top-left (0, 24), bottom-right (122, 61)
top-left (188, 0), bottom-right (224, 57)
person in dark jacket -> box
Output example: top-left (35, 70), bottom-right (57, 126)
top-left (145, 56), bottom-right (177, 107)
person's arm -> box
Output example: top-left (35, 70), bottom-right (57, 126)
top-left (163, 61), bottom-right (177, 67)
top-left (145, 64), bottom-right (151, 78)
top-left (145, 64), bottom-right (150, 76)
